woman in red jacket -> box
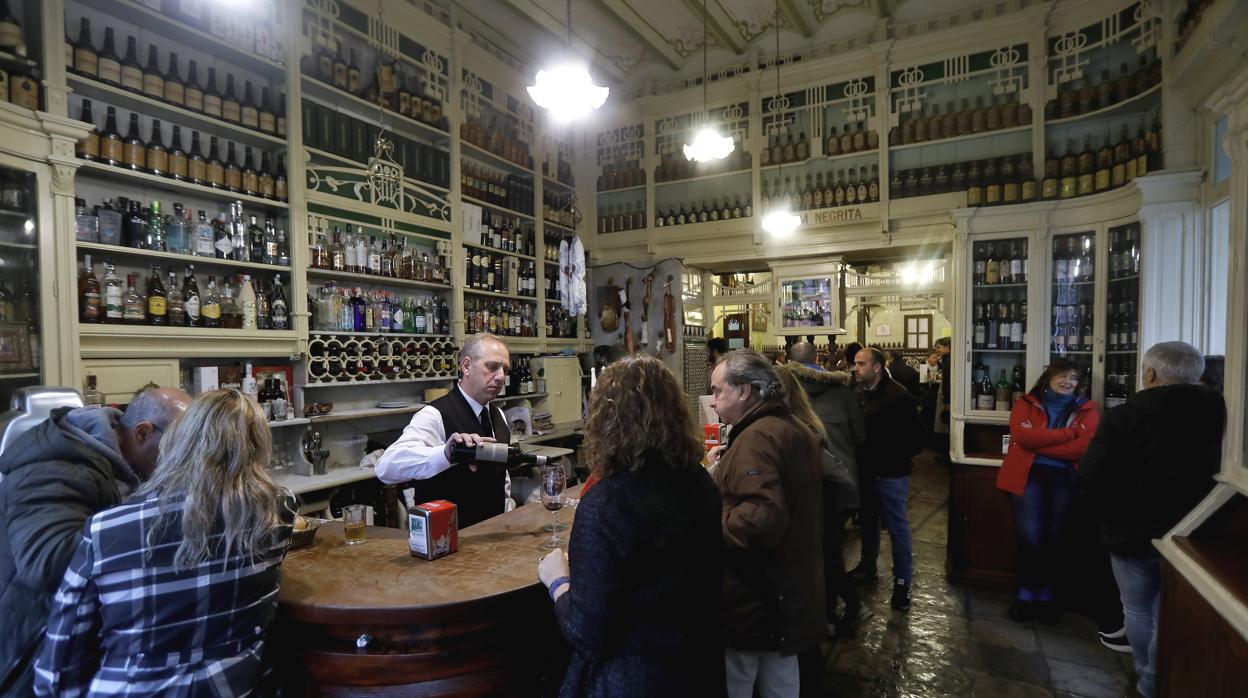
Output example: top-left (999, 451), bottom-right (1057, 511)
top-left (997, 358), bottom-right (1099, 624)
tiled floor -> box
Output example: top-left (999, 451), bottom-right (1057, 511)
top-left (819, 454), bottom-right (1138, 698)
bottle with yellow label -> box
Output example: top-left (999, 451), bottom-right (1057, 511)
top-left (146, 265), bottom-right (168, 326)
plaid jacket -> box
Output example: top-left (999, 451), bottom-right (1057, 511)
top-left (33, 493), bottom-right (294, 697)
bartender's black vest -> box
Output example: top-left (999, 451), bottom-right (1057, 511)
top-left (407, 387), bottom-right (510, 528)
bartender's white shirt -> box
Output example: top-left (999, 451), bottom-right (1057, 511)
top-left (376, 386), bottom-right (513, 511)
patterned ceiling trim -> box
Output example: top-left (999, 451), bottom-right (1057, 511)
top-left (730, 3), bottom-right (790, 44)
top-left (809, 0), bottom-right (873, 23)
top-left (670, 29), bottom-right (722, 59)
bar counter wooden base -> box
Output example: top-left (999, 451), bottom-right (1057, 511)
top-left (274, 487), bottom-right (582, 697)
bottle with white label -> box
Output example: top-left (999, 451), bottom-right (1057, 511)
top-left (194, 210), bottom-right (214, 257)
top-left (238, 273), bottom-right (257, 329)
top-left (102, 261), bottom-right (123, 322)
top-left (242, 362), bottom-right (258, 401)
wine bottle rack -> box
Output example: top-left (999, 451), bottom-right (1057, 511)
top-left (306, 334), bottom-right (458, 384)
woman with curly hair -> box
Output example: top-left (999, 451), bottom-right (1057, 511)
top-left (538, 355), bottom-right (724, 697)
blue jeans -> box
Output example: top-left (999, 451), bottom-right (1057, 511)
top-left (858, 475), bottom-right (912, 584)
top-left (1110, 553), bottom-right (1161, 698)
top-left (1010, 465), bottom-right (1076, 600)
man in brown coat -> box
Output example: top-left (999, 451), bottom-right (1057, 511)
top-left (709, 350), bottom-right (823, 698)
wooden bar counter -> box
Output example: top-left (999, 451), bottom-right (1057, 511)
top-left (274, 486), bottom-right (583, 697)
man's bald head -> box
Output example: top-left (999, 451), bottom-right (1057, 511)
top-left (789, 341), bottom-right (817, 364)
top-left (118, 387), bottom-right (191, 479)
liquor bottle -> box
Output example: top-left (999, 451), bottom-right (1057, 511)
top-left (206, 136), bottom-right (224, 188)
top-left (163, 52), bottom-right (184, 106)
top-left (74, 197), bottom-right (99, 243)
top-left (965, 160), bottom-right (983, 207)
top-left (271, 276), bottom-right (289, 330)
top-left (166, 126), bottom-right (188, 181)
top-left (203, 67), bottom-right (222, 119)
top-left (184, 60), bottom-right (204, 113)
top-left (1095, 132), bottom-right (1113, 192)
top-left (73, 18), bottom-right (98, 78)
top-left (347, 50), bottom-right (363, 94)
top-left (257, 151), bottom-right (275, 200)
top-left (145, 200), bottom-right (166, 251)
top-left (76, 100), bottom-right (100, 161)
top-left (142, 44), bottom-right (164, 99)
top-left (825, 126), bottom-right (839, 156)
top-left (238, 274), bottom-right (257, 329)
top-left (448, 441), bottom-right (548, 467)
top-left (995, 370), bottom-right (1012, 411)
top-left (166, 269), bottom-right (186, 326)
top-left (276, 93), bottom-right (287, 137)
top-left (182, 266), bottom-right (200, 327)
top-left (255, 277), bottom-right (270, 330)
top-left (333, 42), bottom-right (349, 90)
top-left (98, 199), bottom-right (122, 245)
top-left (146, 265), bottom-right (168, 325)
top-left (1059, 139), bottom-right (1078, 199)
top-left (258, 88), bottom-right (276, 135)
top-left (241, 362), bottom-right (258, 400)
top-left (121, 36), bottom-right (143, 93)
top-left (971, 96), bottom-right (987, 133)
top-left (83, 375), bottom-right (104, 407)
top-left (241, 81), bottom-right (259, 131)
top-left (976, 368), bottom-right (995, 410)
top-left (187, 130), bottom-right (207, 185)
top-left (165, 202), bottom-right (187, 254)
top-left (1010, 298), bottom-right (1024, 349)
top-left (122, 272), bottom-right (145, 324)
top-left (222, 75), bottom-right (241, 124)
top-left (201, 275), bottom-right (220, 327)
top-left (275, 156), bottom-right (288, 201)
top-left (983, 158), bottom-right (1001, 206)
top-left (97, 27), bottom-right (122, 86)
top-left (1076, 134), bottom-right (1095, 196)
top-left (241, 147), bottom-right (259, 197)
top-left (262, 218), bottom-right (278, 265)
top-left (123, 113), bottom-right (146, 172)
top-left (996, 302), bottom-right (1012, 350)
top-left (97, 105), bottom-right (123, 167)
top-left (986, 94), bottom-right (1003, 131)
top-left (122, 199), bottom-right (146, 249)
top-left (247, 215), bottom-right (264, 263)
top-left (1019, 156), bottom-right (1037, 202)
top-left (1113, 124), bottom-right (1131, 187)
top-left (79, 255), bottom-right (102, 323)
top-left (224, 142), bottom-right (242, 193)
top-left (146, 119), bottom-right (168, 176)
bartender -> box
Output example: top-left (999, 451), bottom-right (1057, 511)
top-left (377, 332), bottom-right (513, 527)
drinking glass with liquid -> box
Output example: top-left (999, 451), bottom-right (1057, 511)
top-left (343, 504), bottom-right (367, 545)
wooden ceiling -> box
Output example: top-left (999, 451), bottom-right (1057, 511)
top-left (451, 0), bottom-right (1002, 91)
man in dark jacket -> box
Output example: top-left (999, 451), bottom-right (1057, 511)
top-left (849, 347), bottom-right (924, 612)
top-left (1080, 341), bottom-right (1224, 698)
top-left (709, 350), bottom-right (822, 698)
top-left (0, 388), bottom-right (190, 696)
top-left (786, 342), bottom-right (869, 636)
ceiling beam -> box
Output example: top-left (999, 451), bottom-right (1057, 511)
top-left (478, 0), bottom-right (629, 80)
top-left (693, 0), bottom-right (746, 54)
top-left (781, 0), bottom-right (816, 38)
top-left (597, 0), bottom-right (686, 69)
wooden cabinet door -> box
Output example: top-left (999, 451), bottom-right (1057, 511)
top-left (949, 463), bottom-right (1017, 585)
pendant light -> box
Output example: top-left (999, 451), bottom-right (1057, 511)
top-left (527, 0), bottom-right (609, 122)
top-left (683, 0), bottom-right (734, 162)
top-left (760, 0), bottom-right (799, 238)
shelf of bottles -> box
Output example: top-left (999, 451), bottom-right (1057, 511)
top-left (968, 237), bottom-right (1029, 414)
top-left (652, 103), bottom-right (752, 228)
top-left (888, 44), bottom-right (1033, 203)
top-left (0, 0), bottom-right (44, 112)
top-left (65, 0), bottom-right (289, 210)
top-left (0, 165), bottom-right (41, 405)
top-left (760, 76), bottom-right (880, 214)
top-left (299, 1), bottom-right (449, 138)
top-left (306, 333), bottom-right (458, 385)
top-left (596, 123), bottom-right (645, 234)
top-left (1042, 4), bottom-right (1163, 202)
top-left (1103, 222), bottom-right (1141, 409)
top-left (496, 356), bottom-right (541, 401)
top-left (305, 214), bottom-right (454, 290)
top-left (457, 73), bottom-right (536, 219)
top-left (1175, 0), bottom-right (1215, 54)
top-left (1048, 231), bottom-right (1097, 396)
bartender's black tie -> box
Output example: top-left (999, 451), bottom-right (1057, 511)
top-left (479, 404), bottom-right (492, 438)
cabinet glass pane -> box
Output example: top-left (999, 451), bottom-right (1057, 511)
top-left (1049, 231), bottom-right (1096, 397)
top-left (969, 237), bottom-right (1028, 413)
top-left (779, 278), bottom-right (833, 329)
top-left (0, 166), bottom-right (42, 407)
top-left (1104, 222), bottom-right (1141, 407)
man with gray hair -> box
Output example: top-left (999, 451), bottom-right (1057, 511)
top-left (0, 386), bottom-right (190, 694)
top-left (708, 350), bottom-right (823, 698)
top-left (1080, 341), bottom-right (1225, 698)
top-left (378, 332), bottom-right (515, 527)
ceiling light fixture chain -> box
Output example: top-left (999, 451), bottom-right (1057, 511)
top-left (683, 0), bottom-right (735, 163)
top-left (760, 0), bottom-right (800, 238)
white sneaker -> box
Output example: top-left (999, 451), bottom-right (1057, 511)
top-left (1099, 627), bottom-right (1132, 653)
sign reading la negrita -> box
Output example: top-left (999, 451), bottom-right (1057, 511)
top-left (799, 207), bottom-right (865, 226)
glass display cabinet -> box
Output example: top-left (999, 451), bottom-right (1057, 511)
top-left (0, 165), bottom-right (42, 407)
top-left (770, 260), bottom-right (843, 336)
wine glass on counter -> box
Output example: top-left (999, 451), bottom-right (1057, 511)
top-left (540, 464), bottom-right (566, 549)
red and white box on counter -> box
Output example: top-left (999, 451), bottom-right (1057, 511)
top-left (408, 500), bottom-right (458, 560)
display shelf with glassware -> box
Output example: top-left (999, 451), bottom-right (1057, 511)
top-left (966, 236), bottom-right (1030, 416)
top-left (1047, 230), bottom-right (1097, 397)
top-left (0, 165), bottom-right (41, 406)
top-left (1102, 222), bottom-right (1141, 409)
top-left (771, 260), bottom-right (843, 336)
top-left (304, 213), bottom-right (453, 290)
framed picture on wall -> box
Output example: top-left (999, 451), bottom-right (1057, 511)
top-left (875, 324), bottom-right (892, 337)
top-left (0, 322), bottom-right (34, 373)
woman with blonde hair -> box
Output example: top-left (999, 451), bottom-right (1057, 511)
top-left (538, 355), bottom-right (723, 697)
top-left (35, 389), bottom-right (295, 697)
